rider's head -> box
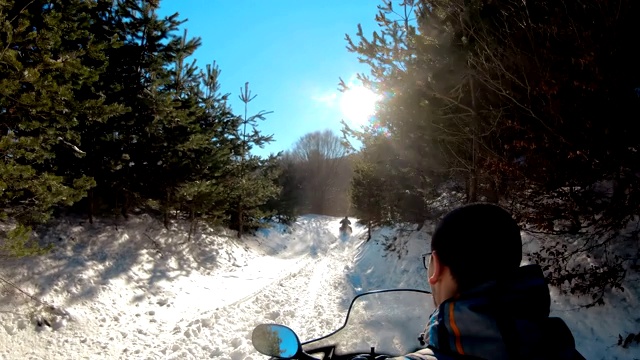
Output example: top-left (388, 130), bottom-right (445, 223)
top-left (426, 203), bottom-right (522, 306)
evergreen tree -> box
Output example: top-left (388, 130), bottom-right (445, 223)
top-left (228, 153), bottom-right (281, 235)
top-left (263, 155), bottom-right (301, 225)
top-left (347, 0), bottom-right (640, 303)
top-left (228, 83), bottom-right (279, 238)
top-left (0, 0), bottom-right (123, 227)
top-left (176, 62), bottom-right (243, 236)
top-left (343, 1), bottom-right (462, 224)
top-left (149, 28), bottom-right (204, 227)
top-left (351, 154), bottom-right (390, 240)
top-left (91, 0), bottom-right (190, 218)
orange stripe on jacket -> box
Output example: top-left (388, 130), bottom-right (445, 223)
top-left (448, 302), bottom-right (465, 355)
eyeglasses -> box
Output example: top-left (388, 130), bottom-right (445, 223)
top-left (421, 252), bottom-right (432, 270)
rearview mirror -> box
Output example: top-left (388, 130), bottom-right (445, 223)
top-left (252, 324), bottom-right (300, 358)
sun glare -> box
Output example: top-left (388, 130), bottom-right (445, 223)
top-left (340, 86), bottom-right (380, 127)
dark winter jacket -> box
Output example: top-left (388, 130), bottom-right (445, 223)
top-left (401, 265), bottom-right (585, 360)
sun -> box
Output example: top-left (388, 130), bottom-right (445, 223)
top-left (339, 86), bottom-right (380, 127)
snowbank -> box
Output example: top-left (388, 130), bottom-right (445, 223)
top-left (0, 214), bottom-right (638, 359)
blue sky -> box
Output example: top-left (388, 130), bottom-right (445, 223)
top-left (275, 326), bottom-right (298, 357)
top-left (157, 0), bottom-right (382, 158)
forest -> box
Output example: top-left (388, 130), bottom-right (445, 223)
top-left (1, 0), bottom-right (639, 305)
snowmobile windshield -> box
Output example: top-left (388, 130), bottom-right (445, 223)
top-left (301, 289), bottom-right (434, 356)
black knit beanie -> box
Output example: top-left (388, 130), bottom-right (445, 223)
top-left (430, 203), bottom-right (522, 291)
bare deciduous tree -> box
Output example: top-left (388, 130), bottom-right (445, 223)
top-left (289, 130), bottom-right (352, 215)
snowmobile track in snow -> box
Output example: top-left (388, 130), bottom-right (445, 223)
top-left (157, 224), bottom-right (365, 359)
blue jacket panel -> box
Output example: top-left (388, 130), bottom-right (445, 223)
top-left (403, 265), bottom-right (585, 360)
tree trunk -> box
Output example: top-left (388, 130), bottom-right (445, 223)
top-left (487, 176), bottom-right (500, 203)
top-left (188, 208), bottom-right (196, 242)
top-left (468, 76), bottom-right (479, 203)
top-left (88, 188), bottom-right (94, 224)
top-left (461, 7), bottom-right (479, 204)
top-left (122, 191), bottom-right (129, 219)
top-left (237, 201), bottom-right (243, 239)
top-left (163, 192), bottom-right (170, 229)
top-left (88, 135), bottom-right (95, 224)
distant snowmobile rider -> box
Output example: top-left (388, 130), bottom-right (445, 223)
top-left (399, 203), bottom-right (585, 360)
top-left (340, 216), bottom-right (351, 227)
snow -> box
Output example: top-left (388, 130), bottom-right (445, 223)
top-left (0, 214), bottom-right (639, 359)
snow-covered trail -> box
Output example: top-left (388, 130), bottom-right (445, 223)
top-left (159, 217), bottom-right (366, 359)
top-left (3, 215), bottom-right (639, 359)
top-left (0, 215), bottom-right (368, 360)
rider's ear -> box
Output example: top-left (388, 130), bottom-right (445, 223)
top-left (427, 251), bottom-right (442, 285)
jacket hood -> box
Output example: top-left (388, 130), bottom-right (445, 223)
top-left (425, 264), bottom-right (580, 360)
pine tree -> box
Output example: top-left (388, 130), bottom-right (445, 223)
top-left (0, 0), bottom-right (123, 226)
top-left (347, 0), bottom-right (640, 304)
top-left (343, 1), bottom-right (466, 224)
top-left (176, 62), bottom-right (243, 237)
top-left (228, 83), bottom-right (279, 238)
top-left (149, 28), bottom-right (204, 228)
top-left (262, 155), bottom-right (301, 225)
top-left (351, 159), bottom-right (387, 241)
top-left (93, 0), bottom-right (188, 218)
top-left (52, 0), bottom-right (128, 223)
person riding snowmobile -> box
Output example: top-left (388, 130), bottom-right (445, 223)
top-left (339, 216), bottom-right (352, 234)
top-left (398, 203), bottom-right (585, 360)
